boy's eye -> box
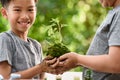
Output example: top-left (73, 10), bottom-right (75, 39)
top-left (14, 9), bottom-right (21, 11)
top-left (28, 9), bottom-right (35, 11)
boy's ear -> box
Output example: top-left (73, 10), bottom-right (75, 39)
top-left (1, 7), bottom-right (8, 19)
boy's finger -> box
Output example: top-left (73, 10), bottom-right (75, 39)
top-left (59, 55), bottom-right (67, 62)
top-left (58, 61), bottom-right (64, 67)
top-left (44, 56), bottom-right (54, 60)
top-left (46, 57), bottom-right (57, 65)
top-left (50, 59), bottom-right (59, 68)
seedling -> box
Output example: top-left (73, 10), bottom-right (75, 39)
top-left (45, 18), bottom-right (70, 57)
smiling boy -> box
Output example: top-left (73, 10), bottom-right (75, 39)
top-left (0, 0), bottom-right (57, 79)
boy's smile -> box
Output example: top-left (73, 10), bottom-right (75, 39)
top-left (17, 20), bottom-right (31, 28)
top-left (1, 0), bottom-right (37, 37)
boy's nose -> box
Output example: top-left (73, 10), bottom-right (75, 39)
top-left (20, 12), bottom-right (29, 20)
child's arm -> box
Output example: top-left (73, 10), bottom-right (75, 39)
top-left (39, 73), bottom-right (45, 80)
top-left (0, 58), bottom-right (58, 79)
top-left (0, 61), bottom-right (11, 79)
top-left (0, 61), bottom-right (42, 79)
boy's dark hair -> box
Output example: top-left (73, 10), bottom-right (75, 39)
top-left (0, 0), bottom-right (11, 7)
top-left (0, 0), bottom-right (38, 7)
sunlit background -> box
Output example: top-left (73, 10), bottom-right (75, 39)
top-left (0, 0), bottom-right (109, 72)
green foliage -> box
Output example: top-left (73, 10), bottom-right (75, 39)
top-left (31, 0), bottom-right (108, 55)
top-left (0, 5), bottom-right (9, 32)
top-left (46, 18), bottom-right (63, 44)
top-left (45, 18), bottom-right (70, 57)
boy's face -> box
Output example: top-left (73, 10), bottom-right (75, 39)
top-left (1, 0), bottom-right (37, 33)
top-left (99, 0), bottom-right (117, 7)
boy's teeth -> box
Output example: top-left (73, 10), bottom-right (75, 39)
top-left (20, 22), bottom-right (28, 24)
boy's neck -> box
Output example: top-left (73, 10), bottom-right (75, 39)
top-left (12, 30), bottom-right (28, 42)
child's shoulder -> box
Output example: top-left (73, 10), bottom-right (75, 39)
top-left (0, 31), bottom-right (14, 42)
top-left (28, 38), bottom-right (40, 44)
top-left (28, 38), bottom-right (41, 47)
top-left (0, 31), bottom-right (10, 38)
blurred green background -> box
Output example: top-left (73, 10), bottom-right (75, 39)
top-left (0, 0), bottom-right (109, 71)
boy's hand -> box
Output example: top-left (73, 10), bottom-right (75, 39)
top-left (39, 56), bottom-right (59, 74)
top-left (54, 52), bottom-right (79, 74)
